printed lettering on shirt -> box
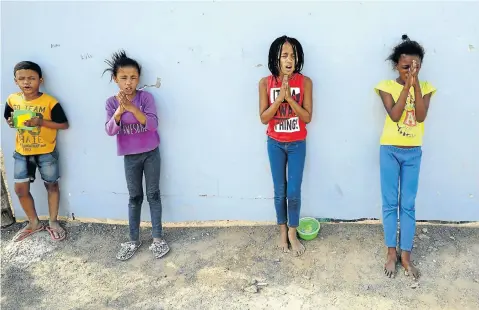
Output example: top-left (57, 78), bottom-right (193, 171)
top-left (274, 117), bottom-right (300, 132)
top-left (269, 87), bottom-right (302, 133)
top-left (403, 110), bottom-right (417, 127)
top-left (121, 123), bottom-right (148, 135)
top-left (12, 104), bottom-right (47, 152)
top-left (269, 87), bottom-right (301, 104)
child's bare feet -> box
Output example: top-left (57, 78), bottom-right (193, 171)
top-left (400, 251), bottom-right (420, 280)
top-left (384, 247), bottom-right (398, 278)
top-left (288, 227), bottom-right (305, 256)
top-left (277, 224), bottom-right (289, 253)
top-left (13, 219), bottom-right (44, 242)
top-left (46, 221), bottom-right (66, 241)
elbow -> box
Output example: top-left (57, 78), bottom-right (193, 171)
top-left (146, 120), bottom-right (158, 131)
top-left (260, 114), bottom-right (269, 125)
top-left (416, 116), bottom-right (426, 123)
top-left (390, 115), bottom-right (401, 122)
top-left (105, 125), bottom-right (116, 136)
top-left (145, 116), bottom-right (159, 131)
top-left (416, 111), bottom-right (427, 123)
top-left (62, 122), bottom-right (69, 130)
top-left (106, 129), bottom-right (118, 136)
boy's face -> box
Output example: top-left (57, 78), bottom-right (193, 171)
top-left (14, 69), bottom-right (42, 96)
top-left (114, 66), bottom-right (139, 96)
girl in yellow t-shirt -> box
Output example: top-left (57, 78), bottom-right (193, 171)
top-left (374, 34), bottom-right (436, 280)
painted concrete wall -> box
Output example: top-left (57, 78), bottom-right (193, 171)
top-left (1, 1), bottom-right (478, 222)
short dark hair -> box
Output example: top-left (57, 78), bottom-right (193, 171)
top-left (14, 61), bottom-right (42, 78)
top-left (268, 35), bottom-right (304, 77)
top-left (387, 34), bottom-right (425, 66)
top-left (103, 49), bottom-right (142, 81)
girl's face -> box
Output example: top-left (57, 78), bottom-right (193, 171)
top-left (114, 66), bottom-right (139, 96)
top-left (279, 42), bottom-right (296, 76)
top-left (396, 54), bottom-right (421, 82)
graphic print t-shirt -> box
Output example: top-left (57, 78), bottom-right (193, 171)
top-left (266, 73), bottom-right (307, 142)
top-left (374, 80), bottom-right (436, 146)
top-left (3, 92), bottom-right (68, 155)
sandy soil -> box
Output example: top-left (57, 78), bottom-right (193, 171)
top-left (1, 221), bottom-right (479, 310)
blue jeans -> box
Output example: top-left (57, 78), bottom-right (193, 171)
top-left (267, 137), bottom-right (306, 227)
top-left (124, 147), bottom-right (162, 241)
top-left (13, 148), bottom-right (60, 184)
top-left (380, 145), bottom-right (422, 251)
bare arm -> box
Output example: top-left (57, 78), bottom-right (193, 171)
top-left (379, 88), bottom-right (409, 122)
top-left (40, 119), bottom-right (69, 130)
top-left (259, 77), bottom-right (283, 124)
top-left (24, 103), bottom-right (69, 129)
top-left (413, 80), bottom-right (432, 123)
top-left (286, 76), bottom-right (313, 124)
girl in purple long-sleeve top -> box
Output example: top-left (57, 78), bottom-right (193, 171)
top-left (104, 50), bottom-right (169, 261)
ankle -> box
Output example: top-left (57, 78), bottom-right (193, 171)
top-left (387, 247), bottom-right (397, 255)
top-left (401, 250), bottom-right (411, 259)
top-left (288, 228), bottom-right (298, 237)
top-left (29, 219), bottom-right (40, 227)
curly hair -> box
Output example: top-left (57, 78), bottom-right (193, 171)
top-left (387, 34), bottom-right (425, 66)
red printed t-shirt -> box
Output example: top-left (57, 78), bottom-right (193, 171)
top-left (266, 73), bottom-right (307, 142)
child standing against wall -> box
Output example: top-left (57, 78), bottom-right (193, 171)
top-left (3, 61), bottom-right (69, 242)
top-left (258, 36), bottom-right (313, 257)
top-left (104, 50), bottom-right (169, 261)
top-left (375, 35), bottom-right (436, 279)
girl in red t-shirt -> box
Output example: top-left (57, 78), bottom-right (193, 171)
top-left (258, 35), bottom-right (313, 256)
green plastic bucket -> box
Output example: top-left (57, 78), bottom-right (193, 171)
top-left (296, 217), bottom-right (320, 241)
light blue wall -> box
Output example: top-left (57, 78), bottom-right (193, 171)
top-left (1, 1), bottom-right (478, 222)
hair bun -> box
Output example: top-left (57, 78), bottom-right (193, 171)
top-left (402, 34), bottom-right (409, 41)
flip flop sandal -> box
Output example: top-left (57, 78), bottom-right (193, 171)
top-left (149, 239), bottom-right (170, 259)
top-left (13, 223), bottom-right (45, 242)
top-left (116, 241), bottom-right (142, 261)
top-left (46, 226), bottom-right (66, 241)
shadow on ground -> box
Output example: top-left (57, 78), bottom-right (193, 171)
top-left (1, 221), bottom-right (479, 310)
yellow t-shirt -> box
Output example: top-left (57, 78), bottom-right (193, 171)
top-left (375, 80), bottom-right (437, 146)
top-left (6, 92), bottom-right (61, 155)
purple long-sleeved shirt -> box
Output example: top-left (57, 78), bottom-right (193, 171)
top-left (105, 90), bottom-right (160, 156)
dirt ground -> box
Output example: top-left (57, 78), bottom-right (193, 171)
top-left (1, 220), bottom-right (479, 310)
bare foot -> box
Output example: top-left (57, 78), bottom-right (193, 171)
top-left (24, 219), bottom-right (42, 231)
top-left (401, 251), bottom-right (420, 280)
top-left (47, 221), bottom-right (66, 241)
top-left (288, 227), bottom-right (305, 256)
top-left (13, 219), bottom-right (44, 242)
top-left (277, 224), bottom-right (289, 253)
top-left (384, 247), bottom-right (398, 278)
